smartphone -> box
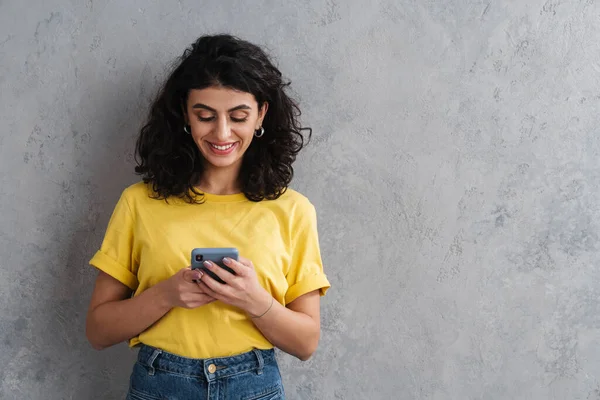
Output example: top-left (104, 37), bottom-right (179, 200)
top-left (191, 248), bottom-right (239, 284)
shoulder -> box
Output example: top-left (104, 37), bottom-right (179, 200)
top-left (118, 181), bottom-right (158, 210)
top-left (121, 181), bottom-right (152, 201)
top-left (276, 188), bottom-right (314, 209)
top-left (271, 188), bottom-right (317, 222)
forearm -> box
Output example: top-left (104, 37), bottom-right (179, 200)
top-left (249, 294), bottom-right (320, 361)
top-left (86, 284), bottom-right (171, 350)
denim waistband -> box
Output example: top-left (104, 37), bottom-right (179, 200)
top-left (136, 344), bottom-right (277, 382)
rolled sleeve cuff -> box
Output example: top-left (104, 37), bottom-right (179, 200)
top-left (285, 273), bottom-right (331, 305)
top-left (89, 251), bottom-right (139, 291)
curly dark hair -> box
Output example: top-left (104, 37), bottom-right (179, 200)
top-left (134, 34), bottom-right (311, 202)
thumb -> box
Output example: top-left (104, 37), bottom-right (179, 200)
top-left (183, 268), bottom-right (203, 282)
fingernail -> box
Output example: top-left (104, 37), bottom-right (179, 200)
top-left (195, 271), bottom-right (203, 279)
top-left (223, 257), bottom-right (231, 264)
top-left (203, 261), bottom-right (212, 268)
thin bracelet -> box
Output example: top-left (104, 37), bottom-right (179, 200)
top-left (252, 297), bottom-right (274, 319)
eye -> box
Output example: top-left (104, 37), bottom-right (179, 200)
top-left (196, 114), bottom-right (214, 122)
top-left (230, 112), bottom-right (249, 123)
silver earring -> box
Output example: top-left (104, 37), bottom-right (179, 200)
top-left (255, 127), bottom-right (265, 138)
top-left (184, 125), bottom-right (191, 134)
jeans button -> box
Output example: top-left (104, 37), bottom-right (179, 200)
top-left (208, 364), bottom-right (216, 374)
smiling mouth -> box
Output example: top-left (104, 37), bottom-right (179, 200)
top-left (206, 141), bottom-right (238, 155)
top-left (209, 143), bottom-right (235, 150)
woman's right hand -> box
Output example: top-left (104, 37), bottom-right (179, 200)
top-left (157, 268), bottom-right (216, 309)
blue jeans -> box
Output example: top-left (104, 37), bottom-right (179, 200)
top-left (127, 345), bottom-right (285, 400)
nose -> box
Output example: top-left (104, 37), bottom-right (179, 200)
top-left (215, 116), bottom-right (231, 141)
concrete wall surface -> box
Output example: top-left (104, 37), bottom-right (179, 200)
top-left (1, 0), bottom-right (599, 399)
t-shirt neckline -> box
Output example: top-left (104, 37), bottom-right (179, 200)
top-left (195, 191), bottom-right (248, 203)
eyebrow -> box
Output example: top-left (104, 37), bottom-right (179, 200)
top-left (192, 103), bottom-right (252, 112)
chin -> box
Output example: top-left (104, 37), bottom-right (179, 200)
top-left (200, 143), bottom-right (246, 168)
top-left (207, 160), bottom-right (238, 168)
top-left (201, 154), bottom-right (239, 168)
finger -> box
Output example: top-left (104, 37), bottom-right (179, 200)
top-left (199, 267), bottom-right (230, 295)
top-left (178, 266), bottom-right (192, 276)
top-left (236, 256), bottom-right (253, 268)
top-left (191, 282), bottom-right (211, 294)
top-left (223, 257), bottom-right (250, 275)
top-left (183, 268), bottom-right (203, 282)
top-left (194, 280), bottom-right (214, 294)
top-left (186, 297), bottom-right (216, 308)
top-left (196, 280), bottom-right (216, 295)
top-left (203, 260), bottom-right (236, 283)
top-left (196, 279), bottom-right (224, 300)
top-left (193, 293), bottom-right (216, 303)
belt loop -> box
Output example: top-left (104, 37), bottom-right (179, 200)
top-left (146, 348), bottom-right (162, 376)
top-left (253, 349), bottom-right (264, 375)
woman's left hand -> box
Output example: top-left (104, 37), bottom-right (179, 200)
top-left (197, 256), bottom-right (273, 317)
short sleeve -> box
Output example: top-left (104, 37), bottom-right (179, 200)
top-left (89, 192), bottom-right (139, 290)
top-left (285, 201), bottom-right (331, 305)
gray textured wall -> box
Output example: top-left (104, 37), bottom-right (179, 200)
top-left (1, 0), bottom-right (599, 399)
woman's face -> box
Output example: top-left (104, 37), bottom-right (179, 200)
top-left (185, 86), bottom-right (267, 170)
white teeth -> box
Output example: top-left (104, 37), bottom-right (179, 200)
top-left (210, 143), bottom-right (234, 150)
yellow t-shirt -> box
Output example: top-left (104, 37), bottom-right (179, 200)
top-left (89, 182), bottom-right (330, 358)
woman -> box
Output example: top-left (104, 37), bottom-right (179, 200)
top-left (85, 34), bottom-right (330, 399)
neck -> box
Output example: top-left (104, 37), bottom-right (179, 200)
top-left (197, 163), bottom-right (242, 195)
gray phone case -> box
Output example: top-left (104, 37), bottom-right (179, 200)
top-left (191, 248), bottom-right (239, 284)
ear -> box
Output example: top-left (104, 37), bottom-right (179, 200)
top-left (257, 102), bottom-right (269, 128)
